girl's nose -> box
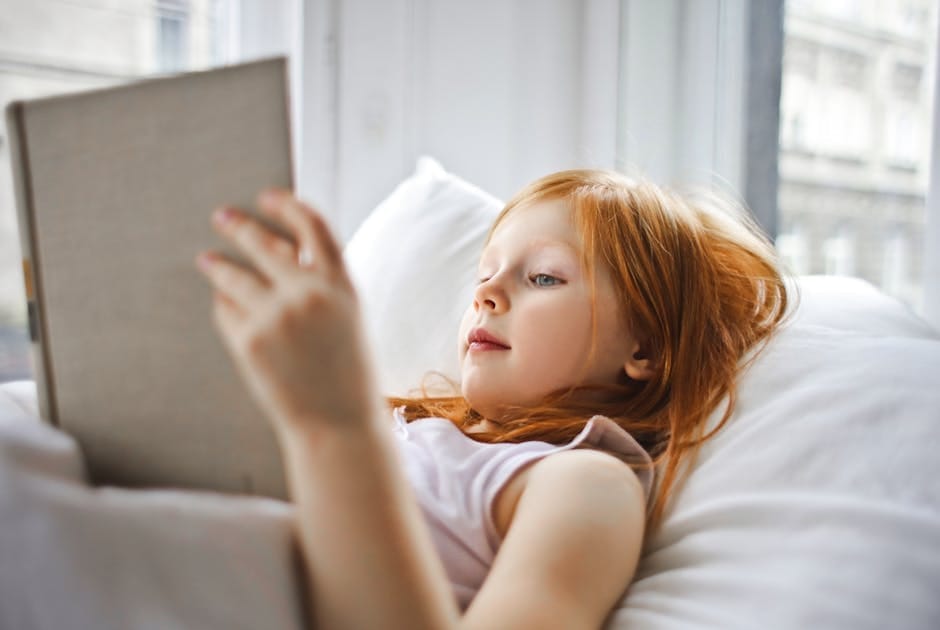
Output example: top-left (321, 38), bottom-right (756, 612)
top-left (474, 278), bottom-right (508, 312)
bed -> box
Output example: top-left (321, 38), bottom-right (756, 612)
top-left (2, 157), bottom-right (938, 629)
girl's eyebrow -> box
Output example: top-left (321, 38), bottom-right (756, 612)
top-left (481, 238), bottom-right (580, 262)
top-left (527, 238), bottom-right (580, 254)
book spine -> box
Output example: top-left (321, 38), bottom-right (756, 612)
top-left (4, 101), bottom-right (58, 427)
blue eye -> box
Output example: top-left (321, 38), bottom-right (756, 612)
top-left (530, 273), bottom-right (561, 287)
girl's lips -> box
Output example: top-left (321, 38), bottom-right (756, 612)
top-left (468, 341), bottom-right (510, 352)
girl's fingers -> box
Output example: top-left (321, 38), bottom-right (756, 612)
top-left (264, 231), bottom-right (299, 264)
top-left (258, 189), bottom-right (344, 272)
top-left (258, 190), bottom-right (319, 268)
top-left (211, 289), bottom-right (255, 360)
top-left (196, 251), bottom-right (268, 311)
top-left (212, 206), bottom-right (293, 281)
top-left (212, 288), bottom-right (245, 333)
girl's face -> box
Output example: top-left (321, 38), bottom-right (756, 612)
top-left (457, 198), bottom-right (646, 421)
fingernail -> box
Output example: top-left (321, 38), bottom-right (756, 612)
top-left (213, 208), bottom-right (237, 225)
top-left (196, 253), bottom-right (215, 271)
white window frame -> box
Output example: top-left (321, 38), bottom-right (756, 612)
top-left (924, 13), bottom-right (940, 329)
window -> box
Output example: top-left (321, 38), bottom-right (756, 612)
top-left (776, 0), bottom-right (938, 314)
top-left (776, 222), bottom-right (811, 275)
top-left (883, 227), bottom-right (912, 298)
top-left (823, 226), bottom-right (856, 276)
top-left (0, 0), bottom-right (238, 382)
top-left (893, 62), bottom-right (924, 102)
top-left (157, 0), bottom-right (190, 73)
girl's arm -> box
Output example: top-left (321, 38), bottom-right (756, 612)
top-left (278, 417), bottom-right (459, 630)
top-left (463, 448), bottom-right (645, 629)
top-left (195, 191), bottom-right (645, 629)
top-left (279, 421), bottom-right (646, 630)
top-left (196, 191), bottom-right (460, 628)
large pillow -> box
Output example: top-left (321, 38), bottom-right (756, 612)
top-left (787, 274), bottom-right (939, 339)
top-left (343, 156), bottom-right (503, 397)
top-left (613, 324), bottom-right (940, 629)
top-left (343, 157), bottom-right (940, 629)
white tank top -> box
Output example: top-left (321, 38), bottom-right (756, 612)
top-left (391, 407), bottom-right (654, 611)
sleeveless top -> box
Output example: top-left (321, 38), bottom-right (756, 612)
top-left (390, 407), bottom-right (655, 611)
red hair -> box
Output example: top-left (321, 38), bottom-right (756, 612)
top-left (388, 169), bottom-right (791, 533)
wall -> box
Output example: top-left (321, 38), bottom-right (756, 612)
top-left (289, 0), bottom-right (620, 242)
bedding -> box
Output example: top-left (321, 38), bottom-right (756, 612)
top-left (1, 156), bottom-right (938, 629)
top-left (0, 385), bottom-right (303, 630)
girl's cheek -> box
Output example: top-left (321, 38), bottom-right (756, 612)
top-left (535, 300), bottom-right (587, 332)
top-left (457, 307), bottom-right (474, 350)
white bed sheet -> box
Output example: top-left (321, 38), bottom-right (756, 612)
top-left (0, 383), bottom-right (303, 630)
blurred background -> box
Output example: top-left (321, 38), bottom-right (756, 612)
top-left (0, 0), bottom-right (937, 382)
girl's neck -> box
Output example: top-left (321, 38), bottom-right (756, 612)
top-left (463, 417), bottom-right (500, 435)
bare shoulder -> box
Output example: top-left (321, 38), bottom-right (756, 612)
top-left (492, 448), bottom-right (645, 541)
top-left (521, 448), bottom-right (648, 535)
top-left (532, 448), bottom-right (647, 492)
top-left (466, 449), bottom-right (646, 629)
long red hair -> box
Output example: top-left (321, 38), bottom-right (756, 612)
top-left (388, 169), bottom-right (791, 533)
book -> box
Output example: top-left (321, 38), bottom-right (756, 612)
top-left (5, 57), bottom-right (294, 498)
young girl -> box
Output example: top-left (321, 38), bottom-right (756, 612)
top-left (195, 169), bottom-right (789, 629)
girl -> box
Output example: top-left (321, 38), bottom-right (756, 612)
top-left (195, 169), bottom-right (789, 629)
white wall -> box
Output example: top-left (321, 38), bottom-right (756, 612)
top-left (290, 0), bottom-right (621, 242)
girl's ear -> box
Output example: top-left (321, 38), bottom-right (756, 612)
top-left (624, 340), bottom-right (658, 381)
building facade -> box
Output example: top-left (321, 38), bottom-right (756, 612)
top-left (777, 0), bottom-right (938, 310)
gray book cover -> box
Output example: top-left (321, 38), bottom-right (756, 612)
top-left (5, 57), bottom-right (293, 499)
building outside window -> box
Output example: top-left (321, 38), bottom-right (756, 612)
top-left (776, 0), bottom-right (938, 313)
top-left (0, 0), bottom-right (235, 381)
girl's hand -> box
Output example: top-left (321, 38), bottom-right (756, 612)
top-left (195, 190), bottom-right (380, 437)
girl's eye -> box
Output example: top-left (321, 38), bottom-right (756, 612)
top-left (530, 273), bottom-right (561, 287)
top-left (477, 277), bottom-right (491, 285)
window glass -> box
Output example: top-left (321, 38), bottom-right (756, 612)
top-left (0, 0), bottom-right (236, 382)
top-left (777, 0), bottom-right (938, 314)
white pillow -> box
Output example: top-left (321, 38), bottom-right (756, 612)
top-left (787, 274), bottom-right (939, 339)
top-left (614, 325), bottom-right (940, 629)
top-left (343, 158), bottom-right (940, 629)
top-left (343, 156), bottom-right (503, 397)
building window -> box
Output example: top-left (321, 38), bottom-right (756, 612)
top-left (157, 1), bottom-right (190, 73)
top-left (883, 228), bottom-right (911, 298)
top-left (776, 223), bottom-right (811, 275)
top-left (823, 226), bottom-right (856, 276)
top-left (823, 47), bottom-right (868, 90)
top-left (893, 62), bottom-right (924, 102)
